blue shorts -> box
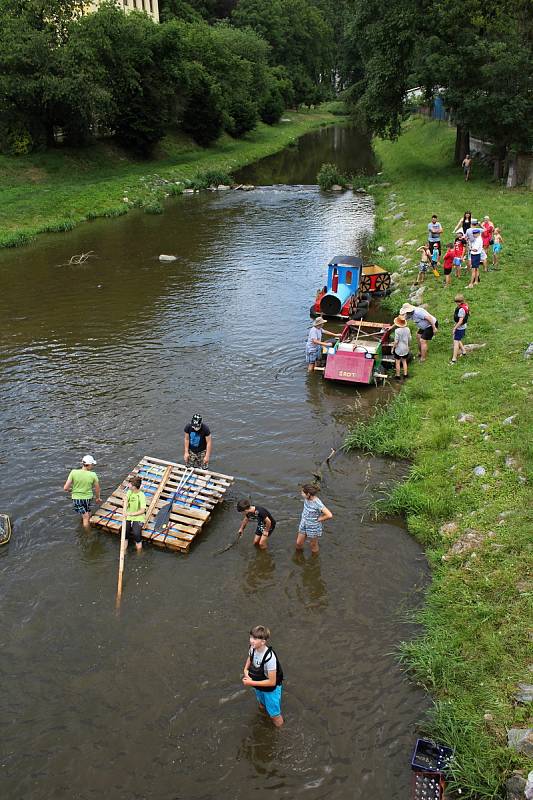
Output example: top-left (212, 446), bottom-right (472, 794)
top-left (73, 498), bottom-right (92, 515)
top-left (298, 520), bottom-right (323, 538)
top-left (305, 347), bottom-right (321, 364)
top-left (255, 685), bottom-right (282, 717)
top-left (493, 243), bottom-right (502, 254)
top-left (471, 253), bottom-right (481, 268)
top-left (454, 328), bottom-right (466, 341)
top-left (453, 257), bottom-right (461, 267)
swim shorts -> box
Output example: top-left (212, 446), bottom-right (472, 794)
top-left (453, 257), bottom-right (461, 267)
top-left (255, 685), bottom-right (282, 717)
top-left (471, 253), bottom-right (481, 268)
top-left (493, 243), bottom-right (502, 254)
top-left (126, 520), bottom-right (143, 544)
top-left (418, 262), bottom-right (428, 273)
top-left (453, 329), bottom-right (466, 341)
top-left (73, 499), bottom-right (92, 515)
top-left (305, 346), bottom-right (321, 364)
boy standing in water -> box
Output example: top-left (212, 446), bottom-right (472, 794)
top-left (63, 454), bottom-right (101, 528)
top-left (236, 499), bottom-right (276, 549)
top-left (242, 625), bottom-right (284, 727)
top-left (296, 484), bottom-right (333, 554)
top-left (122, 475), bottom-right (147, 551)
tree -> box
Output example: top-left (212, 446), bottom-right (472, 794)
top-left (232, 0), bottom-right (334, 105)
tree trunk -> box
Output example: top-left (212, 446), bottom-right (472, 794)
top-left (454, 124), bottom-right (470, 165)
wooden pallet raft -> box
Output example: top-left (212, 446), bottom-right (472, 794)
top-left (89, 455), bottom-right (234, 553)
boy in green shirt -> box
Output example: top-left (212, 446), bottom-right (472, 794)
top-left (63, 455), bottom-right (101, 528)
top-left (122, 475), bottom-right (147, 551)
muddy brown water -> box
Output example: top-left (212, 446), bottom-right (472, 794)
top-left (0, 127), bottom-right (429, 799)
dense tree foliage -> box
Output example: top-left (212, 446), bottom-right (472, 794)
top-left (343, 0), bottom-right (533, 157)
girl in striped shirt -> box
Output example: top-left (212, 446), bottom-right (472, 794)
top-left (296, 484), bottom-right (333, 554)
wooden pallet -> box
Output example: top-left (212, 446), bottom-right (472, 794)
top-left (89, 455), bottom-right (234, 553)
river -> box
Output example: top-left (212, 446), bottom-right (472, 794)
top-left (0, 126), bottom-right (428, 799)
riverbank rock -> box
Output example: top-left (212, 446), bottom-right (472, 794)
top-left (217, 184), bottom-right (230, 191)
top-left (406, 239), bottom-right (417, 246)
top-left (330, 184), bottom-right (343, 191)
top-left (159, 254), bottom-right (177, 262)
top-left (377, 246), bottom-right (386, 253)
top-left (473, 465), bottom-right (487, 476)
top-left (395, 238), bottom-right (404, 247)
top-left (458, 413), bottom-right (475, 423)
top-left (462, 371), bottom-right (480, 379)
top-left (515, 684), bottom-right (533, 703)
top-left (503, 414), bottom-right (517, 425)
top-left (463, 342), bottom-right (487, 352)
top-left (524, 343), bottom-right (533, 359)
top-left (508, 728), bottom-right (533, 757)
top-left (440, 521), bottom-right (458, 537)
top-left (506, 772), bottom-right (527, 800)
top-left (393, 212), bottom-right (405, 220)
top-left (442, 528), bottom-right (490, 560)
top-left (183, 188), bottom-right (195, 194)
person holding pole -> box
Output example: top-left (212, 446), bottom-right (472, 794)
top-left (122, 475), bottom-right (147, 552)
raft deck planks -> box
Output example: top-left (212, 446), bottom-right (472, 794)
top-left (89, 456), bottom-right (234, 553)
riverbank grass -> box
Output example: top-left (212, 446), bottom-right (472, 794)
top-left (347, 117), bottom-right (532, 799)
top-left (0, 108), bottom-right (343, 249)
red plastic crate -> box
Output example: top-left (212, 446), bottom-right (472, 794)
top-left (411, 769), bottom-right (446, 800)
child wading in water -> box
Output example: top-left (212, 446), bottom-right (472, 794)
top-left (122, 475), bottom-right (147, 551)
top-left (243, 625), bottom-right (284, 727)
top-left (392, 315), bottom-right (411, 380)
top-left (63, 454), bottom-right (101, 528)
top-left (296, 484), bottom-right (332, 554)
top-left (236, 499), bottom-right (276, 549)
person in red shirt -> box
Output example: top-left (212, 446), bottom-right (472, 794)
top-left (442, 243), bottom-right (455, 287)
top-left (481, 215), bottom-right (494, 271)
top-left (452, 237), bottom-right (465, 279)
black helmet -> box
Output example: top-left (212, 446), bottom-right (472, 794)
top-left (191, 414), bottom-right (202, 430)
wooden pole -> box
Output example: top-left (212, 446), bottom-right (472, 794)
top-left (115, 464), bottom-right (172, 608)
top-left (116, 518), bottom-right (127, 609)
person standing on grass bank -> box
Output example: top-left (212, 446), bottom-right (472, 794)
top-left (450, 295), bottom-right (470, 364)
top-left (492, 228), bottom-right (503, 267)
top-left (236, 500), bottom-right (276, 549)
top-left (453, 237), bottom-right (465, 279)
top-left (431, 243), bottom-right (441, 272)
top-left (462, 154), bottom-right (472, 181)
top-left (122, 475), bottom-right (146, 551)
top-left (392, 315), bottom-right (411, 380)
top-left (454, 210), bottom-right (472, 237)
top-left (296, 484), bottom-right (332, 554)
top-left (243, 625), bottom-right (284, 727)
top-left (465, 219), bottom-right (482, 267)
top-left (467, 230), bottom-right (483, 288)
top-left (306, 316), bottom-right (338, 372)
top-left (442, 243), bottom-right (455, 287)
top-left (184, 414), bottom-right (211, 469)
top-left (399, 303), bottom-right (439, 363)
top-left (427, 214), bottom-right (443, 255)
top-left (415, 244), bottom-right (431, 285)
top-left (63, 455), bottom-right (101, 528)
top-left (481, 215), bottom-right (495, 271)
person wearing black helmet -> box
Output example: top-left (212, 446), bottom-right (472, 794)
top-left (183, 414), bottom-right (212, 469)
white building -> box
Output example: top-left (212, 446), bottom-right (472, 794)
top-left (86, 0), bottom-right (159, 24)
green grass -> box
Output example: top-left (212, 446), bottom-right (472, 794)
top-left (347, 117), bottom-right (532, 799)
top-left (0, 108), bottom-right (345, 249)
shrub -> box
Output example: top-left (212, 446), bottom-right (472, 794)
top-left (317, 162), bottom-right (349, 190)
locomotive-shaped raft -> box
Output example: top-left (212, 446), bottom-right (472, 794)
top-left (310, 255), bottom-right (392, 320)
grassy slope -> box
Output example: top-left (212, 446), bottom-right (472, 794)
top-left (0, 108), bottom-right (341, 248)
top-left (347, 118), bottom-right (532, 798)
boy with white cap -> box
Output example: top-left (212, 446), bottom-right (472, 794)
top-left (63, 455), bottom-right (101, 528)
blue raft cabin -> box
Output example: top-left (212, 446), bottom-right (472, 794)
top-left (311, 255), bottom-right (392, 320)
top-left (89, 456), bottom-right (234, 553)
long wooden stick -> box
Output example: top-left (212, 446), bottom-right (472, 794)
top-left (116, 519), bottom-right (127, 608)
top-left (115, 464), bottom-right (172, 608)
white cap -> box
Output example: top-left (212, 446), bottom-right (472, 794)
top-left (82, 454), bottom-right (96, 465)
